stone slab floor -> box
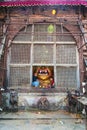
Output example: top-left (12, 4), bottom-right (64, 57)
top-left (0, 110), bottom-right (86, 130)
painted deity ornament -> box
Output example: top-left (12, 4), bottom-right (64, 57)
top-left (35, 66), bottom-right (53, 88)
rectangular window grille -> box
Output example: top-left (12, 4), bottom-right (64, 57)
top-left (56, 25), bottom-right (75, 41)
top-left (33, 44), bottom-right (53, 64)
top-left (9, 66), bottom-right (30, 87)
top-left (56, 34), bottom-right (75, 41)
top-left (34, 24), bottom-right (54, 41)
top-left (56, 44), bottom-right (76, 64)
top-left (14, 25), bottom-right (32, 41)
top-left (56, 67), bottom-right (77, 88)
top-left (11, 44), bottom-right (31, 63)
top-left (9, 23), bottom-right (78, 88)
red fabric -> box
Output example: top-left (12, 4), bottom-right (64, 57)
top-left (0, 0), bottom-right (87, 6)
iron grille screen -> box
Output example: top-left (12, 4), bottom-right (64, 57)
top-left (11, 44), bottom-right (31, 64)
top-left (9, 66), bottom-right (30, 87)
top-left (33, 44), bottom-right (53, 64)
top-left (56, 25), bottom-right (75, 41)
top-left (56, 67), bottom-right (77, 88)
top-left (9, 23), bottom-right (78, 88)
top-left (56, 44), bottom-right (76, 64)
top-left (34, 24), bottom-right (55, 42)
top-left (14, 25), bottom-right (32, 41)
top-left (13, 24), bottom-right (75, 42)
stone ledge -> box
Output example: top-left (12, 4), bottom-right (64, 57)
top-left (18, 92), bottom-right (67, 111)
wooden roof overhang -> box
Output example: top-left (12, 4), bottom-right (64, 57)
top-left (0, 0), bottom-right (87, 7)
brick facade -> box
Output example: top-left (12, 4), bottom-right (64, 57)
top-left (0, 6), bottom-right (85, 90)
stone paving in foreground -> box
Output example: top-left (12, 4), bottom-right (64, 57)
top-left (0, 110), bottom-right (86, 130)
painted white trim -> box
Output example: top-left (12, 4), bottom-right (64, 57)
top-left (56, 42), bottom-right (76, 44)
top-left (30, 24), bottom-right (34, 85)
top-left (76, 46), bottom-right (80, 89)
top-left (56, 64), bottom-right (77, 67)
top-left (12, 41), bottom-right (76, 44)
top-left (12, 41), bottom-right (32, 44)
top-left (10, 64), bottom-right (30, 67)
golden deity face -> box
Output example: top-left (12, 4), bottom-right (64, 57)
top-left (36, 67), bottom-right (52, 80)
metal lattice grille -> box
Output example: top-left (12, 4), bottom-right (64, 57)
top-left (56, 67), bottom-right (77, 88)
top-left (56, 44), bottom-right (76, 64)
top-left (9, 23), bottom-right (79, 88)
top-left (34, 24), bottom-right (55, 41)
top-left (56, 25), bottom-right (75, 41)
top-left (13, 24), bottom-right (75, 42)
top-left (33, 44), bottom-right (53, 64)
top-left (11, 44), bottom-right (31, 63)
top-left (14, 25), bottom-right (32, 41)
top-left (9, 66), bottom-right (30, 87)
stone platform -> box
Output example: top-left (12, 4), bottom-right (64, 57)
top-left (0, 110), bottom-right (86, 130)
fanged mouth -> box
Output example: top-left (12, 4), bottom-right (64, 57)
top-left (38, 70), bottom-right (49, 75)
